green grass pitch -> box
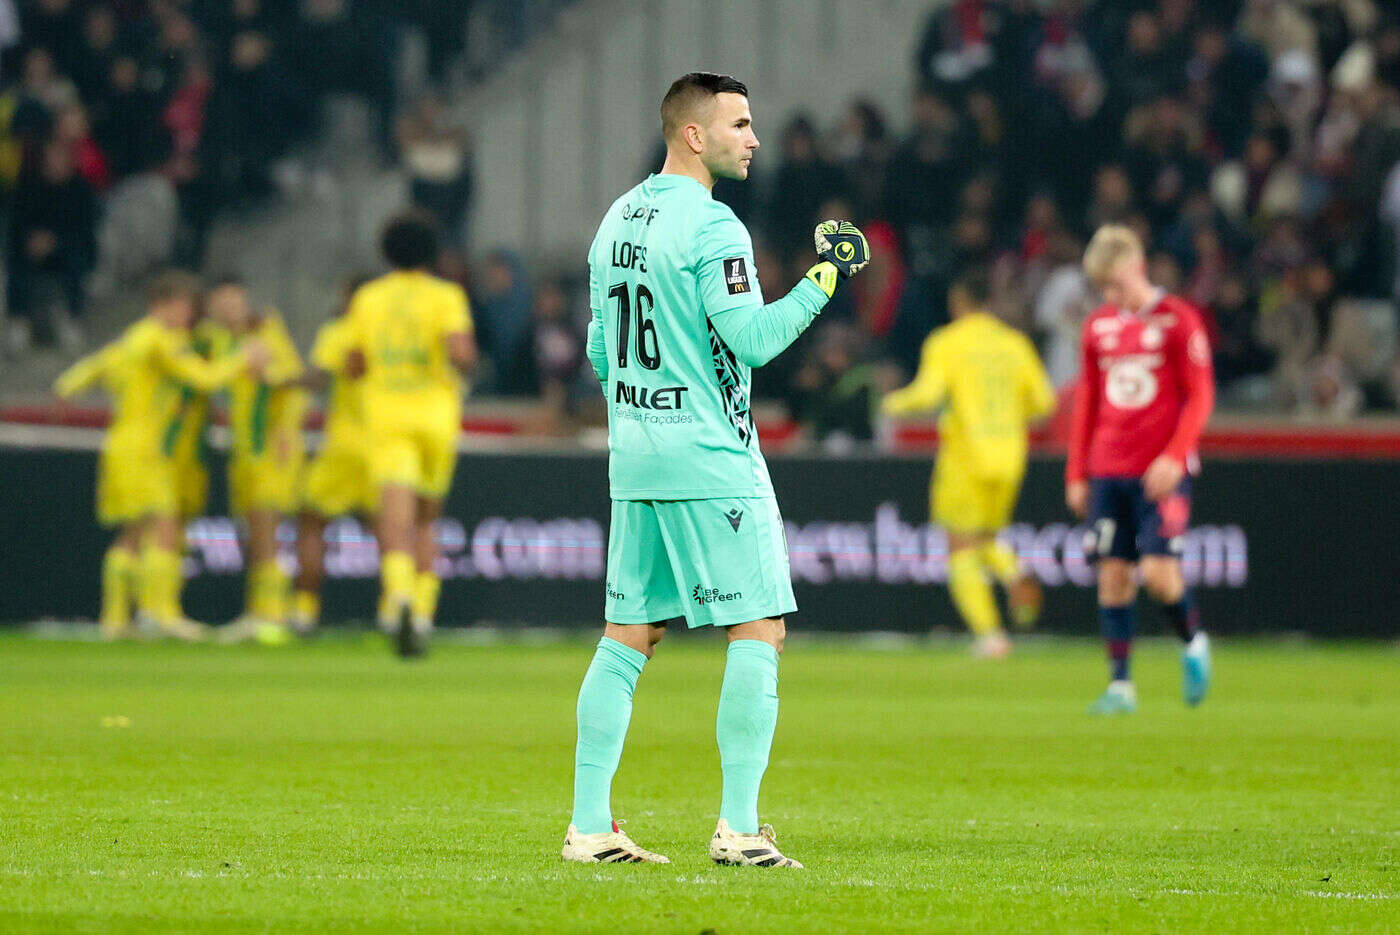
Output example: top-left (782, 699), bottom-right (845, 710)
top-left (2, 632), bottom-right (1397, 933)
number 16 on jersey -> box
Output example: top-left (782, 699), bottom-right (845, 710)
top-left (610, 282), bottom-right (661, 371)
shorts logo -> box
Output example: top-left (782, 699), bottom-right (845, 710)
top-left (725, 508), bottom-right (743, 532)
top-left (723, 257), bottom-right (750, 295)
top-left (606, 582), bottom-right (626, 602)
top-left (692, 584), bottom-right (743, 605)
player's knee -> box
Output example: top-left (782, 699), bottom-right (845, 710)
top-left (771, 618), bottom-right (786, 654)
top-left (602, 621), bottom-right (664, 658)
top-left (1097, 561), bottom-right (1136, 605)
top-left (1140, 559), bottom-right (1183, 603)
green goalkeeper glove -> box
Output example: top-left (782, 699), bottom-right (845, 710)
top-left (804, 219), bottom-right (871, 298)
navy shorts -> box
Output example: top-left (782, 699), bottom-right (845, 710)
top-left (1085, 476), bottom-right (1192, 563)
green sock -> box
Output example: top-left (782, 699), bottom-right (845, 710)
top-left (571, 637), bottom-right (647, 834)
top-left (717, 639), bottom-right (780, 834)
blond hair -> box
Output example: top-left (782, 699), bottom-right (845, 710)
top-left (1082, 225), bottom-right (1143, 284)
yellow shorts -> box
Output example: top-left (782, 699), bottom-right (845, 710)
top-left (302, 443), bottom-right (373, 517)
top-left (369, 418), bottom-right (458, 499)
top-left (172, 456), bottom-right (209, 519)
top-left (229, 454), bottom-right (302, 517)
top-left (931, 459), bottom-right (1024, 534)
top-left (97, 447), bottom-right (176, 527)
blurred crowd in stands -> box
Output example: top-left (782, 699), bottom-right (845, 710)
top-left (0, 0), bottom-right (562, 352)
top-left (6, 0), bottom-right (1400, 435)
top-left (748, 0), bottom-right (1400, 437)
top-left (471, 0), bottom-right (1400, 436)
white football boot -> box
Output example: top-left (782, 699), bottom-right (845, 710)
top-left (972, 631), bottom-right (1012, 659)
top-left (709, 819), bottom-right (804, 868)
top-left (561, 821), bottom-right (670, 864)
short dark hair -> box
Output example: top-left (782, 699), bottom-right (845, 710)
top-left (208, 274), bottom-right (246, 291)
top-left (952, 267), bottom-right (992, 307)
top-left (380, 212), bottom-right (440, 269)
top-left (146, 269), bottom-right (202, 306)
top-left (661, 72), bottom-right (748, 140)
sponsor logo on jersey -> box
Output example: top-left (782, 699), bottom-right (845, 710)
top-left (1141, 325), bottom-right (1163, 349)
top-left (723, 257), bottom-right (751, 295)
top-left (692, 584), bottom-right (743, 605)
top-left (725, 508), bottom-right (743, 532)
top-left (615, 381), bottom-right (689, 410)
top-left (1103, 353), bottom-right (1165, 409)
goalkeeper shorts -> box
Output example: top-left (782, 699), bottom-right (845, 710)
top-left (604, 496), bottom-right (796, 629)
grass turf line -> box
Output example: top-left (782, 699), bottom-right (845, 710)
top-left (0, 634), bottom-right (1396, 933)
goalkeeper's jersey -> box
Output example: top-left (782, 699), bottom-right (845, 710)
top-left (588, 173), bottom-right (778, 501)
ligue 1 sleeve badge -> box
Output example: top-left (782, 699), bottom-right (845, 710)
top-left (724, 257), bottom-right (750, 295)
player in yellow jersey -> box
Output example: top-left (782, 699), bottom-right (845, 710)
top-left (343, 214), bottom-right (476, 656)
top-left (168, 316), bottom-right (220, 527)
top-left (53, 271), bottom-right (265, 639)
top-left (291, 276), bottom-right (375, 635)
top-left (881, 269), bottom-right (1057, 657)
top-left (200, 278), bottom-right (307, 643)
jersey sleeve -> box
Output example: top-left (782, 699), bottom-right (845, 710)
top-left (880, 333), bottom-right (948, 416)
top-left (1019, 335), bottom-right (1057, 422)
top-left (1065, 316), bottom-right (1101, 484)
top-left (441, 284), bottom-right (471, 335)
top-left (310, 322), bottom-right (347, 374)
top-left (261, 314), bottom-right (304, 385)
top-left (1162, 306), bottom-right (1215, 466)
top-left (154, 329), bottom-right (247, 393)
top-left (340, 287), bottom-right (369, 351)
top-left (586, 247), bottom-right (608, 383)
top-left (694, 203), bottom-right (764, 318)
top-left (697, 203), bottom-right (827, 367)
top-left (54, 340), bottom-right (121, 399)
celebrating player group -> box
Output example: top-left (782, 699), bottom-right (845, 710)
top-left (54, 68), bottom-right (1218, 870)
top-left (56, 215), bottom-right (478, 655)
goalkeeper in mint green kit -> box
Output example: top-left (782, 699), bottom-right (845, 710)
top-left (561, 72), bottom-right (870, 867)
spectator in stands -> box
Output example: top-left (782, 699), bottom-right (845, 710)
top-left (204, 28), bottom-right (301, 205)
top-left (12, 47), bottom-right (78, 142)
top-left (398, 94), bottom-right (473, 251)
top-left (6, 137), bottom-right (98, 348)
top-left (23, 0), bottom-right (83, 78)
top-left (290, 0), bottom-right (393, 155)
top-left (1211, 272), bottom-right (1273, 394)
top-left (1032, 228), bottom-right (1091, 388)
top-left (525, 276), bottom-right (583, 427)
top-left (72, 5), bottom-right (120, 106)
top-left (165, 57), bottom-right (214, 266)
top-left (473, 250), bottom-right (533, 395)
top-left (93, 55), bottom-right (166, 179)
top-left (790, 322), bottom-right (881, 452)
top-left (54, 103), bottom-right (108, 192)
top-left (765, 114), bottom-right (845, 264)
top-left (1085, 164), bottom-right (1135, 232)
top-left (884, 86), bottom-right (965, 251)
top-left (1123, 96), bottom-right (1210, 232)
top-left (914, 0), bottom-right (994, 92)
top-left (829, 100), bottom-right (890, 221)
top-left (1105, 10), bottom-right (1180, 123)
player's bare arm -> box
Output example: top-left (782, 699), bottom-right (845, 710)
top-left (446, 331), bottom-right (477, 373)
